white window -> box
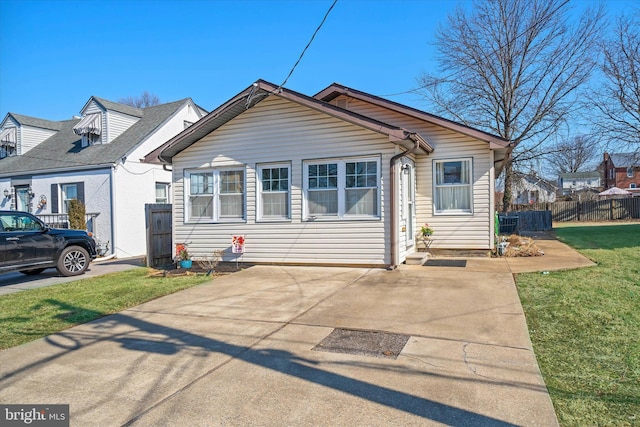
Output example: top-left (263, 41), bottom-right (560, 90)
top-left (631, 183), bottom-right (637, 189)
top-left (433, 158), bottom-right (473, 214)
top-left (155, 182), bottom-right (170, 203)
top-left (61, 183), bottom-right (78, 214)
top-left (186, 168), bottom-right (245, 222)
top-left (258, 163), bottom-right (290, 220)
top-left (303, 157), bottom-right (380, 219)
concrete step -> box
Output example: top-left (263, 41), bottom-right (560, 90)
top-left (405, 252), bottom-right (429, 265)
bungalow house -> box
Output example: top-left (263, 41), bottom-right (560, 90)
top-left (558, 171), bottom-right (601, 196)
top-left (600, 152), bottom-right (640, 196)
top-left (145, 80), bottom-right (511, 268)
top-left (511, 172), bottom-right (557, 205)
top-left (0, 96), bottom-right (206, 258)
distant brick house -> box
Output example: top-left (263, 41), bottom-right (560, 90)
top-left (600, 152), bottom-right (640, 196)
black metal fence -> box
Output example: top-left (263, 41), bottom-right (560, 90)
top-left (510, 198), bottom-right (640, 222)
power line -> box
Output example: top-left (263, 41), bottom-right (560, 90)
top-left (276, 0), bottom-right (338, 92)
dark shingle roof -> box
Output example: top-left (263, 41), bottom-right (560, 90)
top-left (8, 113), bottom-right (62, 131)
top-left (610, 152), bottom-right (640, 167)
top-left (92, 97), bottom-right (144, 117)
top-left (0, 99), bottom-right (189, 175)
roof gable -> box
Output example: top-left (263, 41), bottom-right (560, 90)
top-left (80, 96), bottom-right (144, 118)
top-left (314, 83), bottom-right (510, 149)
top-left (146, 80), bottom-right (435, 164)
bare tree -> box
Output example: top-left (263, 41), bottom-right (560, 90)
top-left (119, 91), bottom-right (161, 108)
top-left (588, 11), bottom-right (640, 148)
top-left (545, 135), bottom-right (599, 176)
top-left (419, 0), bottom-right (605, 211)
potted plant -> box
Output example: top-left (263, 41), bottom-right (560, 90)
top-left (179, 248), bottom-right (192, 269)
top-left (421, 224), bottom-right (434, 237)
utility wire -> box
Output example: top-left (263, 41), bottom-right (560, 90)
top-left (276, 0), bottom-right (338, 92)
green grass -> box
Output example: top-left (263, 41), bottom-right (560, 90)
top-left (516, 223), bottom-right (640, 426)
top-left (0, 268), bottom-right (211, 350)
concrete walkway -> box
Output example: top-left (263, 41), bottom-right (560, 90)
top-left (0, 237), bottom-right (593, 426)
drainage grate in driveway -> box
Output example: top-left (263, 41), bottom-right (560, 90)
top-left (424, 259), bottom-right (467, 267)
top-left (312, 328), bottom-right (410, 359)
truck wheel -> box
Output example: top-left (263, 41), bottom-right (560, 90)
top-left (57, 246), bottom-right (90, 276)
top-left (20, 268), bottom-right (46, 275)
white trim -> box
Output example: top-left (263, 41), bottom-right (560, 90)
top-left (432, 157), bottom-right (474, 215)
top-left (302, 155), bottom-right (382, 220)
top-left (184, 167), bottom-right (246, 223)
top-left (257, 162), bottom-right (291, 222)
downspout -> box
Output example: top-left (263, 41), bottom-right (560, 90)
top-left (389, 138), bottom-right (420, 270)
top-left (109, 164), bottom-right (117, 257)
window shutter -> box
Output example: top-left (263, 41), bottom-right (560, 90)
top-left (51, 184), bottom-right (59, 213)
top-left (77, 182), bottom-right (85, 204)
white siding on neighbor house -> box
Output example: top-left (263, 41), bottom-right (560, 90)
top-left (113, 162), bottom-right (171, 258)
top-left (172, 96), bottom-right (395, 266)
top-left (128, 102), bottom-right (202, 161)
top-left (106, 110), bottom-right (140, 143)
top-left (16, 169), bottom-right (113, 247)
top-left (339, 96), bottom-right (495, 250)
top-left (18, 126), bottom-right (57, 155)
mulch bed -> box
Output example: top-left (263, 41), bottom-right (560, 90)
top-left (149, 262), bottom-right (252, 278)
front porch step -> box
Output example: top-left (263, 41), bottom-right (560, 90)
top-left (405, 252), bottom-right (429, 265)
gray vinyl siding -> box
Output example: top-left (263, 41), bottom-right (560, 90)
top-left (19, 126), bottom-right (57, 155)
top-left (340, 96), bottom-right (494, 250)
top-left (172, 96), bottom-right (395, 266)
top-left (106, 110), bottom-right (140, 143)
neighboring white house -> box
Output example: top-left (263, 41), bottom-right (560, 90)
top-left (512, 172), bottom-right (557, 204)
top-left (145, 80), bottom-right (511, 268)
top-left (558, 172), bottom-right (601, 195)
top-left (0, 96), bottom-right (206, 258)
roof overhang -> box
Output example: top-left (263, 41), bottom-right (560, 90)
top-left (0, 127), bottom-right (16, 145)
top-left (73, 113), bottom-right (102, 136)
top-left (315, 83), bottom-right (512, 150)
top-left (145, 80), bottom-right (434, 164)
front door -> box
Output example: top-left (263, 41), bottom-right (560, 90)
top-left (402, 162), bottom-right (416, 248)
top-left (15, 186), bottom-right (31, 212)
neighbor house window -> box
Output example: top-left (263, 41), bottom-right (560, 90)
top-left (155, 182), bottom-right (170, 203)
top-left (61, 184), bottom-right (78, 214)
top-left (0, 127), bottom-right (17, 159)
top-left (258, 163), bottom-right (290, 220)
top-left (433, 158), bottom-right (473, 214)
top-left (303, 157), bottom-right (380, 219)
top-left (627, 167), bottom-right (634, 178)
top-left (186, 168), bottom-right (245, 221)
top-left (631, 183), bottom-right (637, 189)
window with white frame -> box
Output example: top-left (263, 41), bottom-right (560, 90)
top-left (304, 157), bottom-right (380, 219)
top-left (627, 167), bottom-right (634, 178)
top-left (186, 168), bottom-right (245, 221)
top-left (155, 182), bottom-right (170, 203)
top-left (61, 183), bottom-right (78, 214)
top-left (258, 163), bottom-right (290, 220)
top-left (433, 158), bottom-right (473, 214)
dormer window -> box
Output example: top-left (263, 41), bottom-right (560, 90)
top-left (73, 113), bottom-right (102, 147)
top-left (0, 127), bottom-right (17, 159)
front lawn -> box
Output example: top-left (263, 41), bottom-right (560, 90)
top-left (0, 268), bottom-right (212, 350)
top-left (516, 223), bottom-right (640, 426)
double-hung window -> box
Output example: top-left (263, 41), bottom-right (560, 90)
top-left (433, 158), bottom-right (473, 214)
top-left (186, 168), bottom-right (245, 221)
top-left (258, 163), bottom-right (290, 220)
top-left (304, 157), bottom-right (380, 219)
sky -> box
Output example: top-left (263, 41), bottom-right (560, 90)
top-left (0, 0), bottom-right (636, 122)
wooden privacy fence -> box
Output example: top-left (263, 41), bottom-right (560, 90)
top-left (510, 198), bottom-right (640, 222)
top-left (145, 204), bottom-right (173, 267)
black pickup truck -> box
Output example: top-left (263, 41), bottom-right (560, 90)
top-left (0, 210), bottom-right (97, 276)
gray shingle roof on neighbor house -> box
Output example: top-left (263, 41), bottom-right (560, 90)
top-left (7, 113), bottom-right (62, 131)
top-left (92, 97), bottom-right (144, 118)
top-left (559, 171), bottom-right (601, 179)
top-left (0, 99), bottom-right (189, 176)
top-left (610, 152), bottom-right (640, 167)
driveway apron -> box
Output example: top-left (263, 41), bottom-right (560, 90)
top-left (0, 265), bottom-right (558, 426)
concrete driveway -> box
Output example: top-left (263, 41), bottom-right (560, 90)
top-left (0, 260), bottom-right (562, 426)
